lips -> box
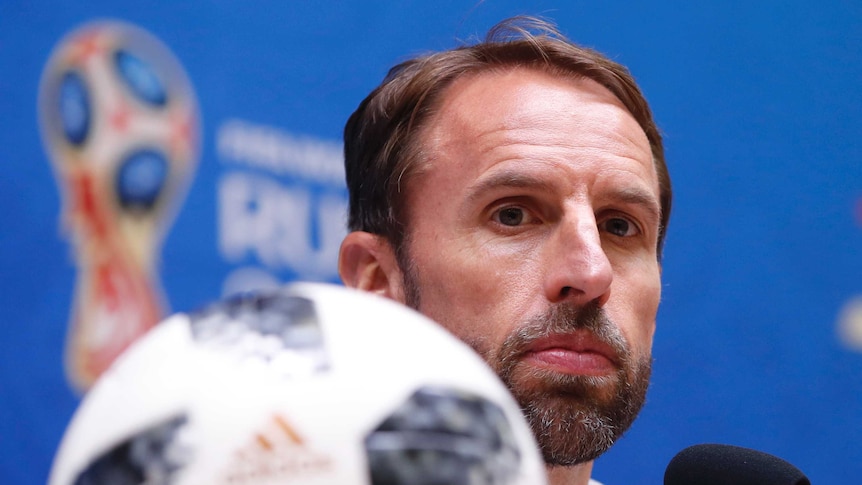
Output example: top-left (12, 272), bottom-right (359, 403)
top-left (521, 330), bottom-right (620, 376)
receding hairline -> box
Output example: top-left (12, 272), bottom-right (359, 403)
top-left (403, 63), bottom-right (658, 189)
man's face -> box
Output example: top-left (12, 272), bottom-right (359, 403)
top-left (398, 68), bottom-right (662, 465)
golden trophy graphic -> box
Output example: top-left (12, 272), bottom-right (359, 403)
top-left (38, 21), bottom-right (200, 392)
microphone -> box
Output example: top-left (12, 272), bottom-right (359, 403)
top-left (664, 443), bottom-right (810, 485)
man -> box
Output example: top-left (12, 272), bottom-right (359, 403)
top-left (338, 16), bottom-right (671, 485)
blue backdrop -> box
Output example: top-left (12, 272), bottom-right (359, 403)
top-left (2, 1), bottom-right (861, 483)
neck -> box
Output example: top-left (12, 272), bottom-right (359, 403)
top-left (547, 461), bottom-right (594, 485)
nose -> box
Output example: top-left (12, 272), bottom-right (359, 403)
top-left (544, 210), bottom-right (613, 306)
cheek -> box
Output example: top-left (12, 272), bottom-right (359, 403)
top-left (610, 264), bottom-right (661, 355)
top-left (409, 240), bottom-right (535, 350)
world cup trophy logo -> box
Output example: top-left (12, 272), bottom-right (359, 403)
top-left (38, 21), bottom-right (200, 392)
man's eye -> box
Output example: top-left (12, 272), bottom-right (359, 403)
top-left (602, 217), bottom-right (637, 237)
top-left (495, 207), bottom-right (526, 226)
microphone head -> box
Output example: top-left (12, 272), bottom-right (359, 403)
top-left (664, 443), bottom-right (810, 485)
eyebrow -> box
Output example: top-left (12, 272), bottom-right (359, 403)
top-left (606, 187), bottom-right (662, 225)
top-left (466, 170), bottom-right (661, 222)
top-left (465, 171), bottom-right (556, 203)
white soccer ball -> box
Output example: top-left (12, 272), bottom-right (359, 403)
top-left (49, 283), bottom-right (548, 485)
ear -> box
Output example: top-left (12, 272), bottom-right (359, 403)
top-left (338, 231), bottom-right (406, 303)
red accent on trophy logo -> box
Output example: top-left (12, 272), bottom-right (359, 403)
top-left (62, 170), bottom-right (163, 384)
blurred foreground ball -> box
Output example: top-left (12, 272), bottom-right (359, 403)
top-left (49, 283), bottom-right (547, 485)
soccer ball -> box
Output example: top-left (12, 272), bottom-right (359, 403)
top-left (48, 283), bottom-right (548, 485)
top-left (38, 20), bottom-right (200, 391)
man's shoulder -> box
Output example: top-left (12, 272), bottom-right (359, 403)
top-left (589, 479), bottom-right (604, 485)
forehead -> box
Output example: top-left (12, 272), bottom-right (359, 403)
top-left (412, 67), bottom-right (657, 195)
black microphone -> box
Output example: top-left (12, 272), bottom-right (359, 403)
top-left (664, 443), bottom-right (810, 485)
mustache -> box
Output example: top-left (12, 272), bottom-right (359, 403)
top-left (495, 301), bottom-right (631, 369)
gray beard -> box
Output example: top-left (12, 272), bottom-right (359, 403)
top-left (483, 303), bottom-right (651, 466)
top-left (397, 252), bottom-right (650, 465)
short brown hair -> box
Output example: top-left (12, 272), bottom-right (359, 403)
top-left (344, 16), bottom-right (671, 258)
